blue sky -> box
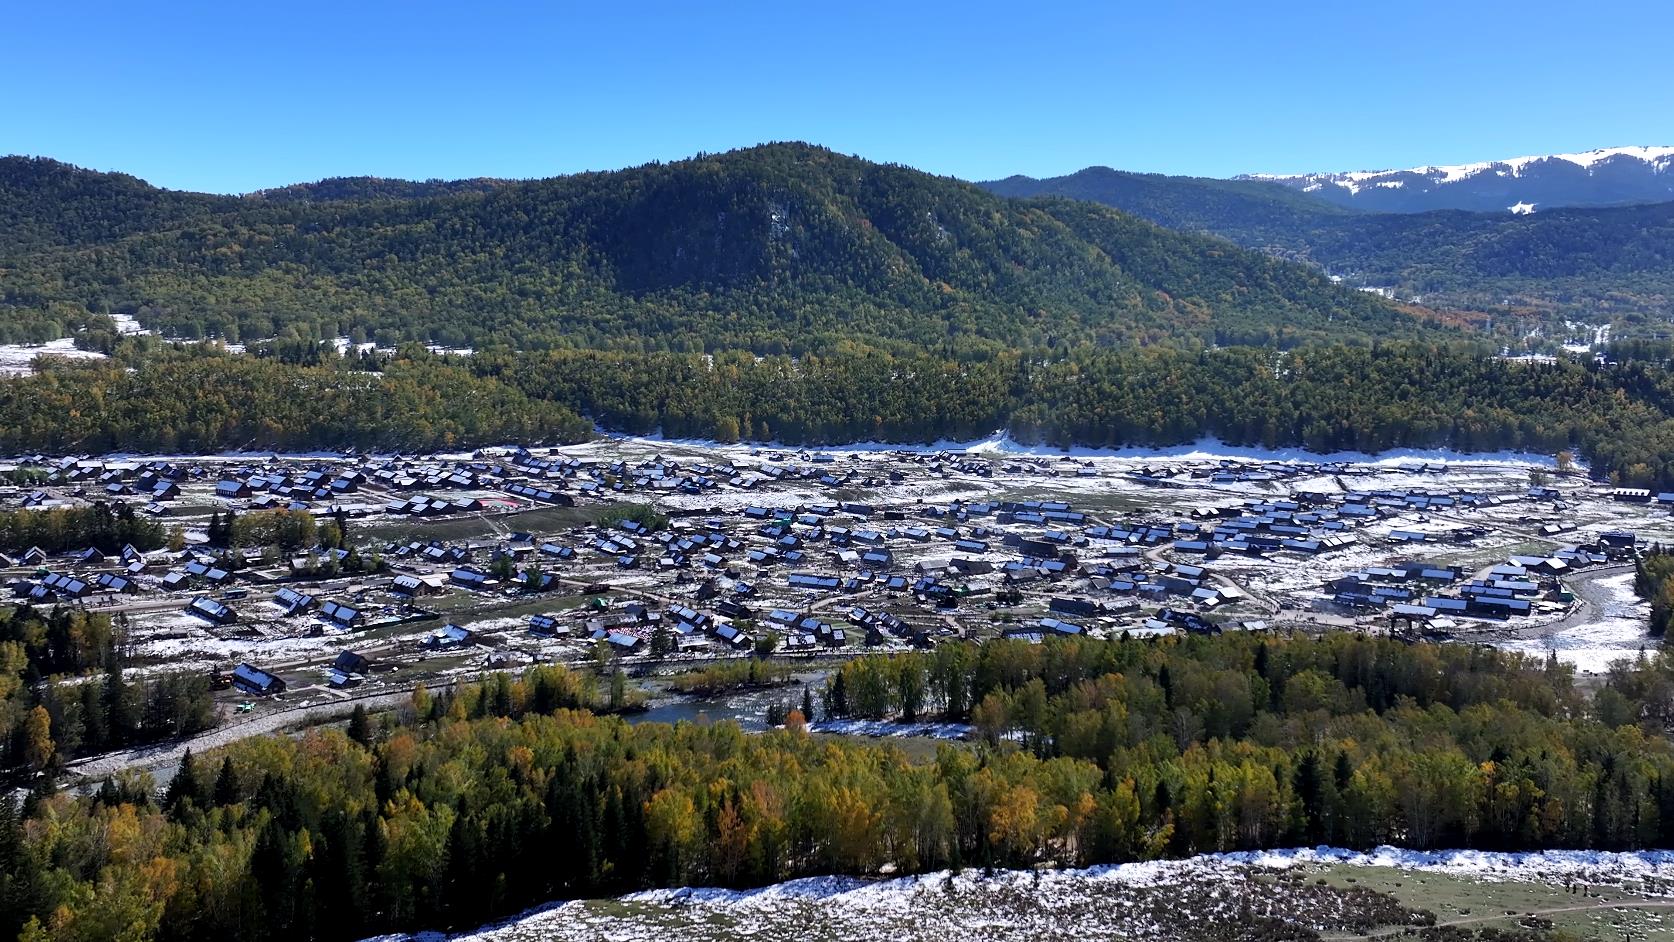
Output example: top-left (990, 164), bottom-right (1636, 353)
top-left (7, 0), bottom-right (1672, 193)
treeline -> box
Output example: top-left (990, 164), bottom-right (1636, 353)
top-left (0, 347), bottom-right (591, 453)
top-left (10, 340), bottom-right (1674, 485)
top-left (815, 635), bottom-right (1674, 856)
top-left (12, 636), bottom-right (1674, 940)
top-left (0, 606), bottom-right (215, 777)
top-left (1636, 547), bottom-right (1674, 637)
top-left (496, 342), bottom-right (1674, 488)
top-left (665, 658), bottom-right (793, 695)
top-left (0, 503), bottom-right (164, 556)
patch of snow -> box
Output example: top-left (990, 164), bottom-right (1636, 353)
top-left (1493, 572), bottom-right (1653, 675)
top-left (0, 338), bottom-right (108, 376)
top-left (584, 430), bottom-right (1570, 470)
top-left (1509, 201), bottom-right (1537, 215)
top-left (332, 337), bottom-right (381, 356)
top-left (108, 311), bottom-right (149, 335)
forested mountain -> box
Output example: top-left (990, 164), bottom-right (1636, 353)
top-left (0, 157), bottom-right (232, 254)
top-left (1270, 200), bottom-right (1674, 321)
top-left (981, 168), bottom-right (1674, 323)
top-left (0, 145), bottom-right (1424, 353)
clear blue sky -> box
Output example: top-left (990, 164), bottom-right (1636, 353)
top-left (7, 0), bottom-right (1672, 193)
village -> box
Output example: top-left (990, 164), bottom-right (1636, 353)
top-left (4, 438), bottom-right (1670, 729)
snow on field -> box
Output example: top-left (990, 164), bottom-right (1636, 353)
top-left (378, 845), bottom-right (1674, 942)
top-left (109, 311), bottom-right (148, 335)
top-left (1495, 571), bottom-right (1653, 674)
top-left (332, 337), bottom-right (381, 356)
top-left (965, 435), bottom-right (1567, 468)
top-left (126, 610), bottom-right (354, 674)
top-left (582, 432), bottom-right (1569, 469)
top-left (1216, 845), bottom-right (1674, 885)
top-left (0, 338), bottom-right (108, 376)
top-left (138, 631), bottom-right (341, 664)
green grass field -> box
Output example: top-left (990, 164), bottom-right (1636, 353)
top-left (1316, 864), bottom-right (1674, 940)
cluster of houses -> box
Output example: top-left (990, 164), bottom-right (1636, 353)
top-left (474, 493), bottom-right (1275, 655)
top-left (7, 445), bottom-right (1669, 713)
top-left (1320, 530), bottom-right (1636, 626)
top-left (1, 458), bottom-right (189, 512)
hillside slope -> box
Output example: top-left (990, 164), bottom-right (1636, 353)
top-left (0, 145), bottom-right (1425, 352)
top-left (984, 166), bottom-right (1355, 242)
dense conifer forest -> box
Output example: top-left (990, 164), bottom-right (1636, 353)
top-left (0, 347), bottom-right (590, 453)
top-left (9, 340), bottom-right (1674, 486)
top-left (8, 634), bottom-right (1674, 939)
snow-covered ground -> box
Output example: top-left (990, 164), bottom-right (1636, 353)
top-left (1226, 845), bottom-right (1674, 883)
top-left (132, 616), bottom-right (356, 674)
top-left (1494, 572), bottom-right (1653, 674)
top-left (0, 338), bottom-right (108, 376)
top-left (583, 431), bottom-right (1571, 469)
top-left (374, 845), bottom-right (1674, 942)
top-left (1562, 320), bottom-right (1610, 354)
top-left (109, 311), bottom-right (148, 335)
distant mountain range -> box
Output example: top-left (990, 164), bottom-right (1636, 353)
top-left (1239, 146), bottom-right (1674, 214)
top-left (982, 152), bottom-right (1674, 324)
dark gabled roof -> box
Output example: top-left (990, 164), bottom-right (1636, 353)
top-left (321, 599), bottom-right (361, 623)
top-left (332, 650), bottom-right (371, 674)
top-left (232, 662), bottom-right (283, 693)
top-left (188, 596), bottom-right (235, 622)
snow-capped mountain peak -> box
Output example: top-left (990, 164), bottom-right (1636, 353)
top-left (1240, 146), bottom-right (1674, 214)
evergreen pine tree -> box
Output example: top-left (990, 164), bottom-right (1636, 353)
top-left (347, 703), bottom-right (374, 747)
top-left (213, 756), bottom-right (240, 806)
top-left (165, 748), bottom-right (202, 813)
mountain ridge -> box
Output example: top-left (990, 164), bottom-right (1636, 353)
top-left (1237, 145), bottom-right (1674, 213)
top-left (979, 160), bottom-right (1674, 324)
top-left (0, 143), bottom-right (1426, 353)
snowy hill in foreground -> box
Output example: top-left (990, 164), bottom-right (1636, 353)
top-left (381, 846), bottom-right (1674, 941)
top-left (1242, 145), bottom-right (1674, 214)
